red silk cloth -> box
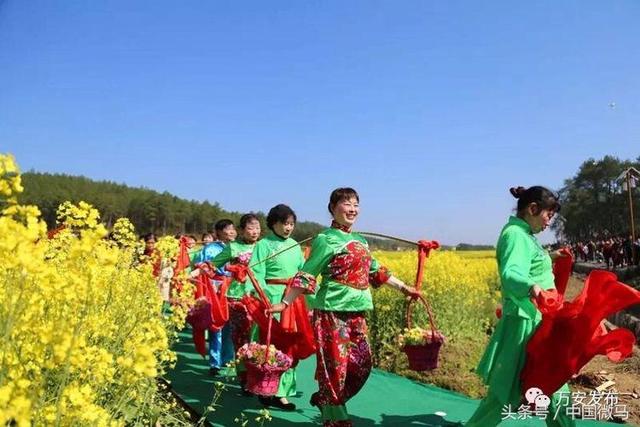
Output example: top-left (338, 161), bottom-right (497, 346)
top-left (226, 264), bottom-right (316, 365)
top-left (521, 262), bottom-right (640, 396)
top-left (174, 236), bottom-right (191, 275)
top-left (188, 263), bottom-right (230, 356)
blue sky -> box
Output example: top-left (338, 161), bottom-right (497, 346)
top-left (1, 1), bottom-right (639, 245)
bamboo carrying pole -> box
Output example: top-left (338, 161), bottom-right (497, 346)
top-left (357, 231), bottom-right (420, 246)
top-left (248, 237), bottom-right (313, 268)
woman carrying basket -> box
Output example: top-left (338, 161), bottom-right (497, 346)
top-left (268, 187), bottom-right (420, 427)
top-left (249, 204), bottom-right (306, 411)
top-left (465, 186), bottom-right (574, 427)
top-left (210, 213), bottom-right (261, 394)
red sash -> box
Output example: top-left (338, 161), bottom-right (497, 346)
top-left (227, 265), bottom-right (316, 365)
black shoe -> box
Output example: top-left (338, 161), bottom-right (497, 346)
top-left (259, 396), bottom-right (296, 411)
top-left (209, 367), bottom-right (220, 376)
top-left (258, 396), bottom-right (272, 407)
top-left (309, 398), bottom-right (317, 408)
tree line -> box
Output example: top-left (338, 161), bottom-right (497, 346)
top-left (553, 155), bottom-right (640, 242)
top-left (20, 172), bottom-right (407, 249)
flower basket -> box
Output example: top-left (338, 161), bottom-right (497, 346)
top-left (401, 295), bottom-right (444, 371)
top-left (237, 315), bottom-right (292, 396)
top-left (186, 297), bottom-right (212, 330)
top-left (245, 362), bottom-right (288, 396)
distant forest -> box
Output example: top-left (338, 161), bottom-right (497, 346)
top-left (552, 155), bottom-right (640, 242)
top-left (21, 172), bottom-right (409, 250)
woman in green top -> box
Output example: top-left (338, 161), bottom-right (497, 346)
top-left (269, 188), bottom-right (420, 427)
top-left (249, 204), bottom-right (306, 411)
top-left (211, 213), bottom-right (261, 393)
top-left (465, 186), bottom-right (574, 427)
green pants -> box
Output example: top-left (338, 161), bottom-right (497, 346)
top-left (466, 384), bottom-right (576, 427)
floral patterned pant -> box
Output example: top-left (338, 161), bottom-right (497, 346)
top-left (311, 310), bottom-right (371, 427)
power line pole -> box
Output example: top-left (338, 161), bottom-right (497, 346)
top-left (619, 167), bottom-right (640, 264)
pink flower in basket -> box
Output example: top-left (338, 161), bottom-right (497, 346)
top-left (186, 297), bottom-right (212, 330)
top-left (237, 342), bottom-right (292, 370)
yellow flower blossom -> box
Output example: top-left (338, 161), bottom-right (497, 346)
top-left (0, 153), bottom-right (193, 426)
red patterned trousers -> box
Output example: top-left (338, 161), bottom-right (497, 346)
top-left (311, 310), bottom-right (372, 427)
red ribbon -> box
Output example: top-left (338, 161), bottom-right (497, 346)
top-left (414, 240), bottom-right (440, 291)
top-left (174, 236), bottom-right (191, 275)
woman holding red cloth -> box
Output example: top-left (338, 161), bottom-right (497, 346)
top-left (269, 188), bottom-right (420, 427)
top-left (465, 186), bottom-right (574, 427)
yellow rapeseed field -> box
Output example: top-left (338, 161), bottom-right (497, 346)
top-left (372, 249), bottom-right (499, 340)
top-left (0, 154), bottom-right (193, 426)
top-left (367, 248), bottom-right (500, 396)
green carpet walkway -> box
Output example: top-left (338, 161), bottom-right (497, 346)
top-left (165, 330), bottom-right (621, 426)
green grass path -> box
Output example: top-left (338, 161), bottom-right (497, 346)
top-left (166, 330), bottom-right (621, 426)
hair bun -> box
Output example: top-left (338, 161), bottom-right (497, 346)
top-left (510, 186), bottom-right (526, 199)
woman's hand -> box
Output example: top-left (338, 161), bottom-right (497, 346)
top-left (386, 276), bottom-right (420, 298)
top-left (266, 302), bottom-right (287, 314)
top-left (530, 284), bottom-right (543, 298)
top-left (401, 285), bottom-right (422, 299)
top-left (550, 249), bottom-right (570, 261)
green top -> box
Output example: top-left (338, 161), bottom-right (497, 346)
top-left (497, 216), bottom-right (555, 320)
top-left (298, 226), bottom-right (390, 312)
top-left (188, 249), bottom-right (200, 272)
top-left (210, 240), bottom-right (256, 299)
top-left (249, 232), bottom-right (305, 304)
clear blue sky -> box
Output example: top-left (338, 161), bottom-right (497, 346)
top-left (1, 1), bottom-right (639, 245)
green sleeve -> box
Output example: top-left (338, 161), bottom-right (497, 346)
top-left (301, 234), bottom-right (333, 277)
top-left (497, 228), bottom-right (535, 298)
top-left (211, 244), bottom-right (232, 269)
top-left (249, 241), bottom-right (268, 285)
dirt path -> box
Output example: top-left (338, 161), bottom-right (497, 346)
top-left (565, 275), bottom-right (640, 425)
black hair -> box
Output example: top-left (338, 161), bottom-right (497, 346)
top-left (239, 213), bottom-right (260, 230)
top-left (143, 233), bottom-right (156, 242)
top-left (328, 187), bottom-right (360, 215)
top-left (266, 204), bottom-right (297, 231)
top-left (201, 232), bottom-right (214, 240)
top-left (214, 219), bottom-right (235, 232)
top-left (510, 186), bottom-right (561, 214)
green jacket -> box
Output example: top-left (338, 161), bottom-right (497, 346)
top-left (497, 216), bottom-right (554, 320)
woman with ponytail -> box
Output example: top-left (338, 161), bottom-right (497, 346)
top-left (465, 186), bottom-right (574, 427)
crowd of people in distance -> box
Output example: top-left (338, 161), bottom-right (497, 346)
top-left (569, 236), bottom-right (640, 269)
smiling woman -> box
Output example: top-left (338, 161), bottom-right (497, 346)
top-left (268, 187), bottom-right (421, 427)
